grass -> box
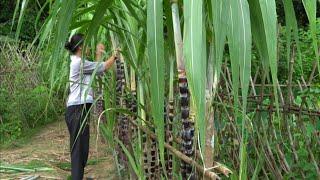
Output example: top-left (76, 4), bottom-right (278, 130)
top-left (0, 119), bottom-right (61, 149)
top-left (55, 158), bottom-right (107, 171)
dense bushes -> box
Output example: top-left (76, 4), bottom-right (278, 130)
top-left (251, 19), bottom-right (320, 84)
top-left (277, 19), bottom-right (320, 83)
top-left (0, 43), bottom-right (63, 145)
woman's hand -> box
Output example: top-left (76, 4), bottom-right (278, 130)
top-left (104, 54), bottom-right (116, 71)
top-left (96, 43), bottom-right (105, 53)
top-left (95, 43), bottom-right (105, 61)
top-left (102, 47), bottom-right (121, 71)
top-left (114, 48), bottom-right (121, 57)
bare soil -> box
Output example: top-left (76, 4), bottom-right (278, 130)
top-left (0, 120), bottom-right (118, 180)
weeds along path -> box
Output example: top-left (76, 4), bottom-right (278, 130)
top-left (0, 120), bottom-right (117, 180)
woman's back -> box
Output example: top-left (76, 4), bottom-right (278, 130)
top-left (67, 55), bottom-right (105, 107)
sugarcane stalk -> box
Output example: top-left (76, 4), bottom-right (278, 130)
top-left (130, 69), bottom-right (137, 139)
top-left (115, 57), bottom-right (126, 168)
top-left (126, 117), bottom-right (220, 180)
top-left (94, 76), bottom-right (106, 133)
top-left (110, 28), bottom-right (132, 174)
top-left (135, 100), bottom-right (232, 177)
top-left (164, 57), bottom-right (175, 179)
top-left (172, 136), bottom-right (232, 177)
top-left (179, 75), bottom-right (195, 179)
top-left (172, 23), bottom-right (196, 177)
top-left (138, 80), bottom-right (150, 179)
top-left (166, 100), bottom-right (174, 179)
top-left (171, 1), bottom-right (195, 178)
top-left (115, 53), bottom-right (133, 175)
top-left (142, 132), bottom-right (150, 179)
top-left (150, 137), bottom-right (159, 179)
top-left (127, 70), bottom-right (138, 179)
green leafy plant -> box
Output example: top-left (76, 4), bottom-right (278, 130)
top-left (7, 0), bottom-right (320, 179)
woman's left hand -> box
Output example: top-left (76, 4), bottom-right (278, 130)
top-left (96, 43), bottom-right (105, 54)
top-left (95, 43), bottom-right (105, 61)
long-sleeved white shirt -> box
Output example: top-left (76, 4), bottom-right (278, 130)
top-left (66, 55), bottom-right (105, 107)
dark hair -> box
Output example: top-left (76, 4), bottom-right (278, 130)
top-left (65, 33), bottom-right (84, 54)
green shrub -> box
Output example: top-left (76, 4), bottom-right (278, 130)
top-left (17, 85), bottom-right (58, 127)
top-left (0, 43), bottom-right (63, 145)
top-left (277, 19), bottom-right (320, 83)
top-left (0, 88), bottom-right (22, 144)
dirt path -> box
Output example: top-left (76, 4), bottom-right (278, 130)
top-left (0, 120), bottom-right (118, 180)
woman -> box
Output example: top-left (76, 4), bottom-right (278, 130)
top-left (64, 33), bottom-right (116, 180)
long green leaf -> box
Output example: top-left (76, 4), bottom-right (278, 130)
top-left (34, 1), bottom-right (49, 30)
top-left (115, 138), bottom-right (140, 177)
top-left (257, 0), bottom-right (279, 112)
top-left (50, 0), bottom-right (77, 88)
top-left (302, 0), bottom-right (319, 76)
top-left (282, 0), bottom-right (302, 70)
top-left (227, 0), bottom-right (252, 178)
top-left (15, 0), bottom-right (30, 40)
top-left (86, 0), bottom-right (114, 42)
top-left (183, 0), bottom-right (206, 154)
top-left (147, 0), bottom-right (165, 174)
top-left (11, 0), bottom-right (21, 31)
top-left (211, 0), bottom-right (229, 92)
top-left (249, 0), bottom-right (269, 69)
top-left (227, 0), bottom-right (240, 124)
top-left (248, 0), bottom-right (279, 115)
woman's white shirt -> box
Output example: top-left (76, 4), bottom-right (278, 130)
top-left (66, 55), bottom-right (105, 107)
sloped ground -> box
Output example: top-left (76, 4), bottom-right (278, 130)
top-left (0, 120), bottom-right (118, 180)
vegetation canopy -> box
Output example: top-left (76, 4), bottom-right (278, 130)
top-left (1, 0), bottom-right (319, 179)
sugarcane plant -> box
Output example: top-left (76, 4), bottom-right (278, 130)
top-left (164, 58), bottom-right (175, 179)
top-left (114, 54), bottom-right (129, 170)
top-left (12, 0), bottom-right (320, 179)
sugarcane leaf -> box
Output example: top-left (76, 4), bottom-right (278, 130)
top-left (15, 0), bottom-right (30, 40)
top-left (248, 0), bottom-right (279, 114)
top-left (85, 0), bottom-right (114, 42)
top-left (11, 0), bottom-right (21, 31)
top-left (211, 0), bottom-right (229, 92)
top-left (147, 0), bottom-right (165, 174)
top-left (302, 0), bottom-right (319, 76)
top-left (115, 138), bottom-right (140, 176)
top-left (73, 5), bottom-right (97, 19)
top-left (282, 0), bottom-right (302, 70)
top-left (257, 0), bottom-right (279, 110)
top-left (34, 1), bottom-right (49, 30)
top-left (70, 20), bottom-right (91, 30)
top-left (249, 0), bottom-right (269, 69)
top-left (163, 0), bottom-right (174, 55)
top-left (171, 2), bottom-right (185, 71)
top-left (183, 0), bottom-right (206, 154)
top-left (0, 165), bottom-right (53, 172)
top-left (227, 0), bottom-right (252, 178)
top-left (50, 0), bottom-right (77, 88)
top-left (120, 0), bottom-right (141, 23)
top-left (227, 0), bottom-right (240, 116)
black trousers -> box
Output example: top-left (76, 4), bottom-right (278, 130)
top-left (65, 103), bottom-right (92, 180)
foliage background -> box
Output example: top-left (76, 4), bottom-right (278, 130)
top-left (0, 43), bottom-right (64, 145)
top-left (0, 0), bottom-right (319, 178)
